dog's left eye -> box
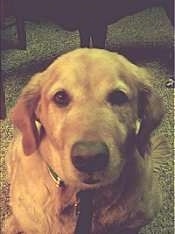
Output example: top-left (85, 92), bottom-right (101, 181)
top-left (53, 90), bottom-right (71, 107)
top-left (107, 90), bottom-right (129, 106)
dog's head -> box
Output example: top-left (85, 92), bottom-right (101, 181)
top-left (11, 49), bottom-right (163, 189)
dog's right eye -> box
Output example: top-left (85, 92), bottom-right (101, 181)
top-left (53, 90), bottom-right (71, 107)
top-left (107, 90), bottom-right (129, 106)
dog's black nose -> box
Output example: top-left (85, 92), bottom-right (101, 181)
top-left (71, 141), bottom-right (109, 173)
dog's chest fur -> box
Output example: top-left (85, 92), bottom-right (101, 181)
top-left (8, 143), bottom-right (158, 234)
top-left (10, 152), bottom-right (153, 234)
top-left (57, 185), bottom-right (149, 234)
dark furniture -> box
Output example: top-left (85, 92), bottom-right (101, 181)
top-left (10, 0), bottom-right (175, 49)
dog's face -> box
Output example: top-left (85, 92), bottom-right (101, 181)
top-left (11, 49), bottom-right (163, 189)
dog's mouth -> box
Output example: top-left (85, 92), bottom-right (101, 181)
top-left (82, 177), bottom-right (100, 185)
top-left (79, 172), bottom-right (105, 185)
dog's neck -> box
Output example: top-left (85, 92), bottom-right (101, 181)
top-left (46, 156), bottom-right (144, 234)
top-left (45, 162), bottom-right (116, 232)
top-left (58, 173), bottom-right (142, 234)
top-left (47, 164), bottom-right (94, 232)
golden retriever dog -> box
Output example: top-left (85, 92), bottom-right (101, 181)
top-left (4, 48), bottom-right (168, 234)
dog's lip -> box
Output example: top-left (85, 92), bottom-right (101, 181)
top-left (82, 178), bottom-right (100, 184)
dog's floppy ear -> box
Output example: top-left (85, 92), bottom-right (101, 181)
top-left (136, 70), bottom-right (164, 156)
top-left (10, 73), bottom-right (44, 155)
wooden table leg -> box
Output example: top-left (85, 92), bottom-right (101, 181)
top-left (0, 76), bottom-right (6, 120)
top-left (16, 15), bottom-right (27, 49)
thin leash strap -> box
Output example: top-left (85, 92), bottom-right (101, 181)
top-left (74, 190), bottom-right (94, 234)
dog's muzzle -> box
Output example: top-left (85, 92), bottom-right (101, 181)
top-left (71, 141), bottom-right (109, 173)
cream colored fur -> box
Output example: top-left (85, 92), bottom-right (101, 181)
top-left (4, 49), bottom-right (169, 234)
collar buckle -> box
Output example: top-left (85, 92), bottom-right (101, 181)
top-left (47, 164), bottom-right (64, 187)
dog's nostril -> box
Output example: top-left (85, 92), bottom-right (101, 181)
top-left (72, 153), bottom-right (108, 173)
top-left (71, 141), bottom-right (109, 173)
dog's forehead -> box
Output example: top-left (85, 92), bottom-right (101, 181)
top-left (44, 49), bottom-right (139, 96)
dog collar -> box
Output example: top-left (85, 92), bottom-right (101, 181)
top-left (47, 164), bottom-right (64, 187)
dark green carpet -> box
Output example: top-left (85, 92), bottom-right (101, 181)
top-left (1, 6), bottom-right (174, 233)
